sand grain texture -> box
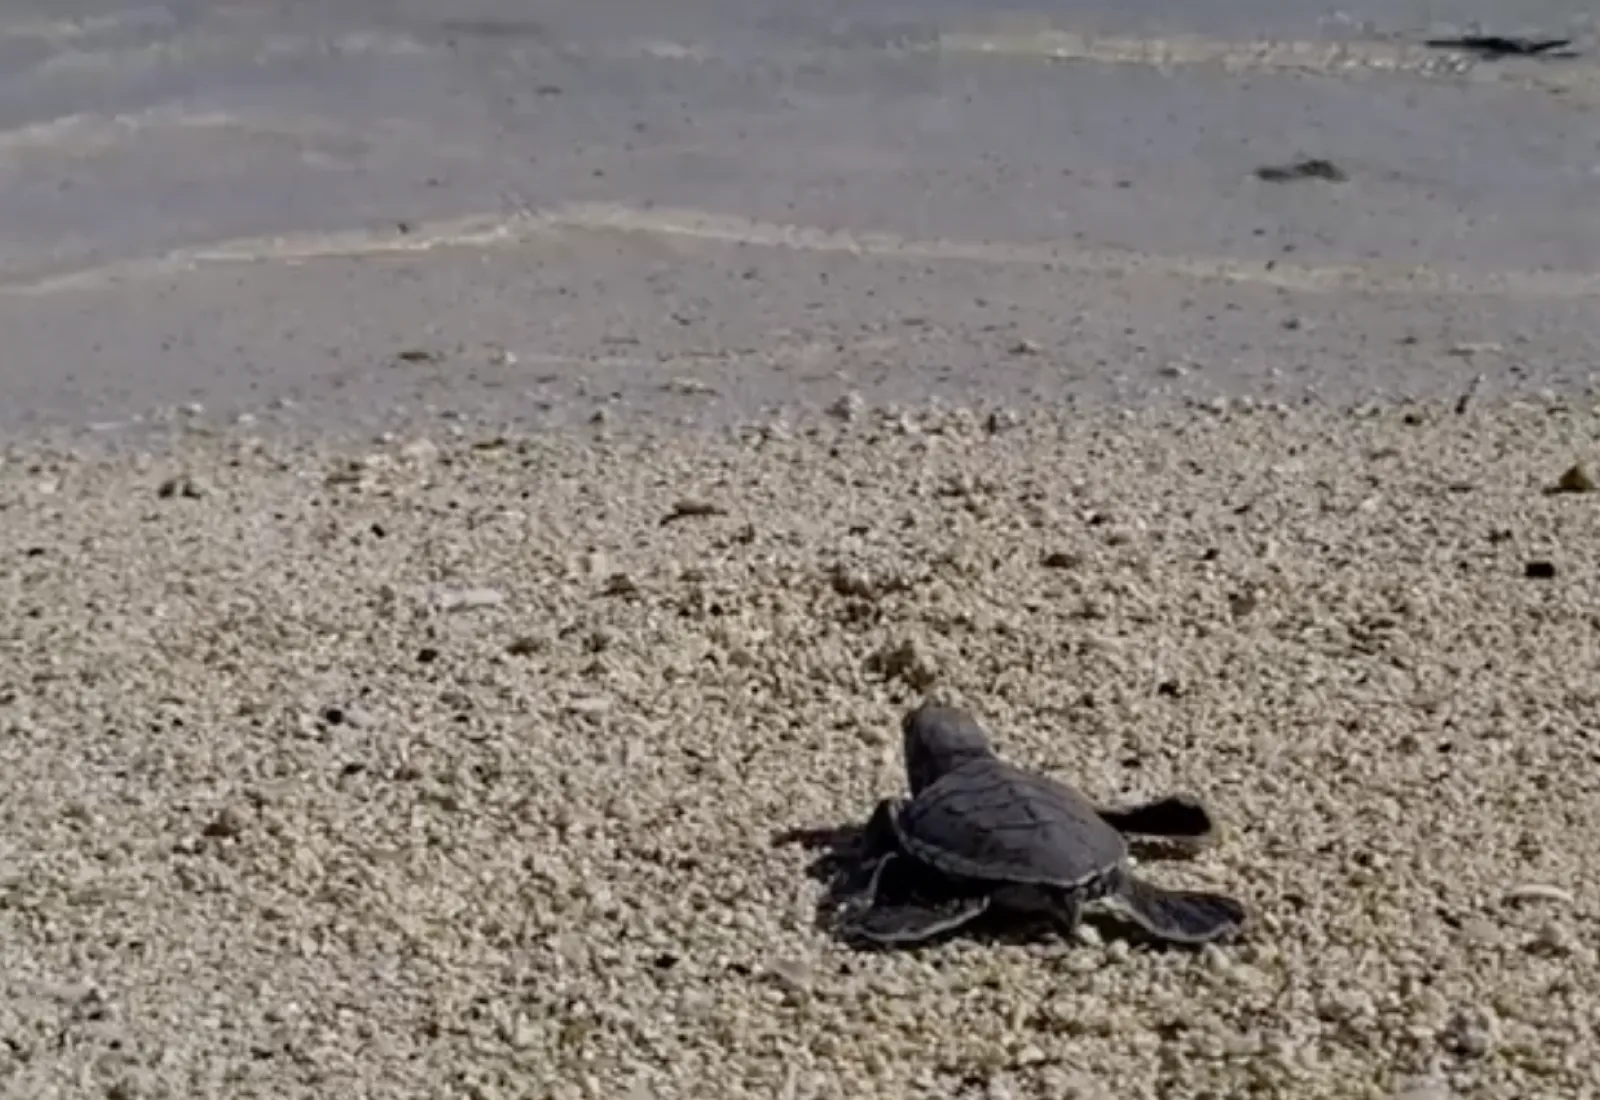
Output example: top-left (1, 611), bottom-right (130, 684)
top-left (2, 399), bottom-right (1598, 1099)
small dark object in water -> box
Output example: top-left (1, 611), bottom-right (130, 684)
top-left (1423, 35), bottom-right (1576, 59)
top-left (1256, 159), bottom-right (1347, 184)
top-left (1524, 560), bottom-right (1557, 579)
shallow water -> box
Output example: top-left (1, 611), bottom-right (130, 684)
top-left (0, 1), bottom-right (1596, 434)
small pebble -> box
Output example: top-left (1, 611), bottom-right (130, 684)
top-left (984, 408), bottom-right (1022, 434)
top-left (201, 807), bottom-right (247, 839)
top-left (1530, 919), bottom-right (1575, 956)
top-left (827, 392), bottom-right (865, 422)
top-left (1392, 1077), bottom-right (1454, 1100)
top-left (865, 637), bottom-right (938, 690)
top-left (1553, 463), bottom-right (1596, 493)
top-left (660, 500), bottom-right (726, 524)
top-left (437, 587), bottom-right (505, 612)
top-left (156, 474), bottom-right (205, 499)
top-left (601, 573), bottom-right (639, 597)
top-left (763, 958), bottom-right (812, 993)
top-left (399, 438), bottom-right (441, 463)
top-left (1441, 1007), bottom-right (1497, 1058)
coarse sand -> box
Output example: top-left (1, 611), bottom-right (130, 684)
top-left (2, 397), bottom-right (1599, 1100)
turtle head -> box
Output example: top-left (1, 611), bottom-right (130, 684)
top-left (902, 701), bottom-right (996, 793)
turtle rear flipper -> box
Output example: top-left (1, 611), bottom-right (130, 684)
top-left (1097, 795), bottom-right (1214, 842)
top-left (1101, 872), bottom-right (1248, 945)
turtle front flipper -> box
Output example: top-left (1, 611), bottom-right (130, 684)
top-left (831, 798), bottom-right (907, 903)
top-left (836, 853), bottom-right (992, 946)
top-left (858, 798), bottom-right (903, 857)
top-left (1096, 795), bottom-right (1215, 842)
top-left (841, 891), bottom-right (991, 945)
top-left (1099, 870), bottom-right (1248, 945)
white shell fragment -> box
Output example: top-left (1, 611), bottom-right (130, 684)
top-left (1501, 883), bottom-right (1576, 907)
top-left (435, 586), bottom-right (506, 612)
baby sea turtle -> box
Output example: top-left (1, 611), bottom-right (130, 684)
top-left (838, 702), bottom-right (1248, 947)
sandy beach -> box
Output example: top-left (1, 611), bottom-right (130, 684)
top-left (3, 396), bottom-right (1597, 1099)
top-left (5, 4), bottom-right (1600, 1097)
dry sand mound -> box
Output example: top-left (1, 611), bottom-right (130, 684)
top-left (2, 398), bottom-right (1597, 1100)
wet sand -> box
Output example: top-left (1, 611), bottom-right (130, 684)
top-left (1, 3), bottom-right (1597, 433)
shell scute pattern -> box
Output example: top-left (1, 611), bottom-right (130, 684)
top-left (893, 758), bottom-right (1126, 888)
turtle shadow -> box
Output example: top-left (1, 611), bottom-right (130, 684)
top-left (770, 821), bottom-right (875, 913)
top-left (771, 819), bottom-right (1217, 952)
